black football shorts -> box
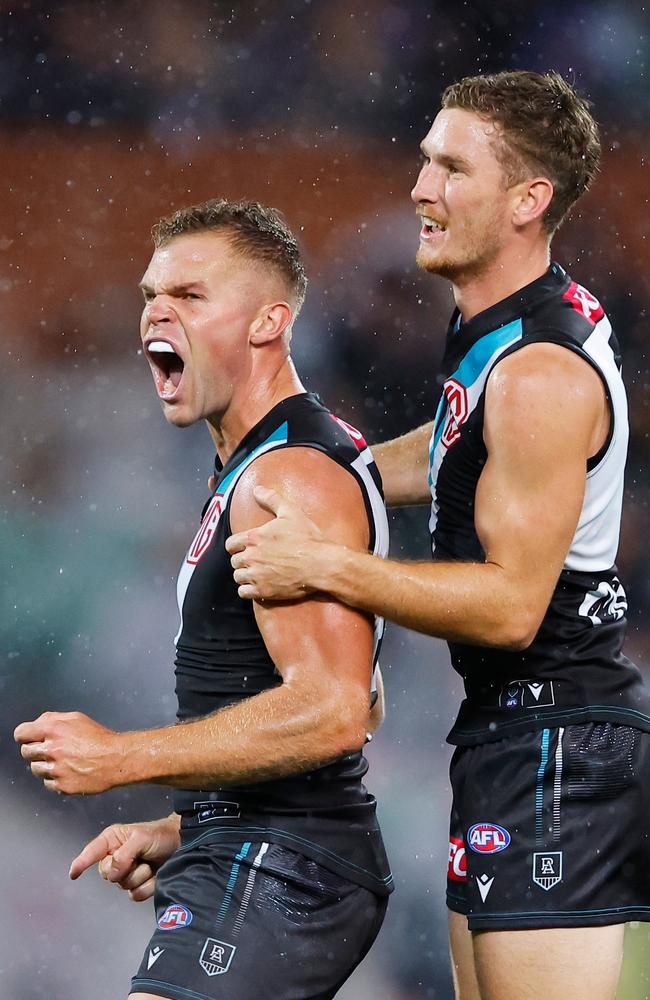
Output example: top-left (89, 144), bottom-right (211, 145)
top-left (447, 723), bottom-right (650, 930)
top-left (130, 837), bottom-right (387, 999)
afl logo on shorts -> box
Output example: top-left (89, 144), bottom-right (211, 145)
top-left (158, 903), bottom-right (193, 930)
top-left (468, 823), bottom-right (511, 854)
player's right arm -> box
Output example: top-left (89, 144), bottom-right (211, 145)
top-left (69, 813), bottom-right (181, 900)
top-left (16, 446), bottom-right (380, 795)
top-left (371, 421), bottom-right (433, 505)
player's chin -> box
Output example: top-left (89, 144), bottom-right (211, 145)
top-left (416, 245), bottom-right (445, 274)
top-left (160, 402), bottom-right (196, 428)
top-left (416, 247), bottom-right (458, 279)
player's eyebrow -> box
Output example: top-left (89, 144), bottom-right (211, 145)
top-left (138, 281), bottom-right (206, 296)
top-left (419, 144), bottom-right (472, 172)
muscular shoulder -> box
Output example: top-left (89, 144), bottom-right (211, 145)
top-left (230, 446), bottom-right (370, 548)
top-left (488, 341), bottom-right (604, 401)
top-left (485, 341), bottom-right (607, 451)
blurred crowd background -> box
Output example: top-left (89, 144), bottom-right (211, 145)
top-left (2, 1), bottom-right (649, 997)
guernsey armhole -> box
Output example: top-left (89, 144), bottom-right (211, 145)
top-left (587, 384), bottom-right (614, 473)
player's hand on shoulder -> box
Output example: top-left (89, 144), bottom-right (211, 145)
top-left (227, 483), bottom-right (325, 600)
top-left (69, 814), bottom-right (181, 902)
top-left (226, 446), bottom-right (368, 601)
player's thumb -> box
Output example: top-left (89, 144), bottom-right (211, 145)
top-left (109, 842), bottom-right (139, 878)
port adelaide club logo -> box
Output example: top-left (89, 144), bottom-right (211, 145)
top-left (199, 938), bottom-right (237, 977)
top-left (468, 823), bottom-right (511, 855)
top-left (532, 852), bottom-right (563, 891)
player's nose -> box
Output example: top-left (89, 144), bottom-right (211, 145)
top-left (411, 163), bottom-right (441, 206)
top-left (145, 297), bottom-right (175, 325)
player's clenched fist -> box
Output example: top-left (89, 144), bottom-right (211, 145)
top-left (69, 815), bottom-right (181, 902)
top-left (13, 710), bottom-right (122, 794)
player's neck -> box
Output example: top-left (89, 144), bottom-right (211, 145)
top-left (207, 358), bottom-right (305, 464)
top-left (453, 240), bottom-right (551, 324)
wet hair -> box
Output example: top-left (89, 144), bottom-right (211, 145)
top-left (151, 198), bottom-right (308, 315)
top-left (441, 70), bottom-right (601, 234)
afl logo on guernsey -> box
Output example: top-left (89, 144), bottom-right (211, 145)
top-left (158, 904), bottom-right (193, 930)
top-left (468, 823), bottom-right (511, 854)
top-left (441, 378), bottom-right (469, 449)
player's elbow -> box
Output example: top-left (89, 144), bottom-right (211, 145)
top-left (332, 709), bottom-right (369, 756)
top-left (500, 630), bottom-right (536, 652)
top-left (321, 686), bottom-right (371, 756)
top-left (492, 612), bottom-right (541, 651)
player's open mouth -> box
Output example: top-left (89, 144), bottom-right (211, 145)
top-left (419, 217), bottom-right (446, 241)
top-left (146, 339), bottom-right (186, 400)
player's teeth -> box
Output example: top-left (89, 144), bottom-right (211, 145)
top-left (149, 341), bottom-right (175, 353)
top-left (163, 377), bottom-right (174, 394)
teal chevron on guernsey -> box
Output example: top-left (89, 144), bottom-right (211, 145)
top-left (429, 318), bottom-right (523, 477)
top-left (219, 422), bottom-right (289, 493)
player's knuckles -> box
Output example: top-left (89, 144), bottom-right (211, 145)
top-left (124, 826), bottom-right (156, 850)
top-left (30, 759), bottom-right (54, 777)
top-left (39, 711), bottom-right (67, 728)
top-left (38, 738), bottom-right (66, 761)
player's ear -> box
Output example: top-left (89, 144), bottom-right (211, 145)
top-left (511, 177), bottom-right (554, 229)
top-left (249, 302), bottom-right (293, 346)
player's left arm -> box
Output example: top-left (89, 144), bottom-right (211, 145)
top-left (227, 343), bottom-right (608, 646)
top-left (14, 447), bottom-right (380, 794)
